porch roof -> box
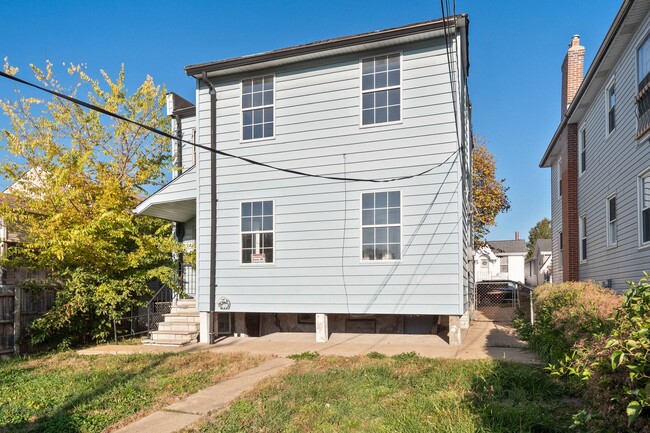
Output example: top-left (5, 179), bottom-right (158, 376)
top-left (134, 167), bottom-right (196, 222)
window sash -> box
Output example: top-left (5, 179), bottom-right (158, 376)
top-left (580, 216), bottom-right (587, 261)
top-left (580, 129), bottom-right (586, 173)
top-left (241, 200), bottom-right (274, 264)
top-left (361, 191), bottom-right (401, 260)
top-left (608, 196), bottom-right (617, 246)
top-left (643, 175), bottom-right (650, 244)
top-left (242, 76), bottom-right (274, 141)
top-left (608, 85), bottom-right (616, 133)
top-left (361, 54), bottom-right (401, 125)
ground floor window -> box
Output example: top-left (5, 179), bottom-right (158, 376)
top-left (641, 172), bottom-right (650, 245)
top-left (241, 200), bottom-right (274, 264)
top-left (361, 191), bottom-right (401, 260)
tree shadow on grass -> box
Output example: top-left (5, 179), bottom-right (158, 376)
top-left (464, 360), bottom-right (582, 433)
top-left (0, 353), bottom-right (174, 433)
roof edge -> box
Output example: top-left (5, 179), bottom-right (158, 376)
top-left (185, 15), bottom-right (468, 77)
top-left (539, 0), bottom-right (634, 168)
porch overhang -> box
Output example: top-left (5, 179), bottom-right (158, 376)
top-left (134, 167), bottom-right (196, 222)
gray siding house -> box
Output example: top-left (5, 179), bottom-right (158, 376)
top-left (541, 0), bottom-right (650, 290)
top-left (137, 17), bottom-right (473, 344)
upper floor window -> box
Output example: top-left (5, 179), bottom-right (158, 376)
top-left (607, 195), bottom-right (617, 247)
top-left (500, 257), bottom-right (508, 274)
top-left (361, 191), bottom-right (401, 260)
top-left (579, 128), bottom-right (586, 174)
top-left (241, 200), bottom-right (274, 264)
top-left (607, 82), bottom-right (616, 134)
top-left (361, 54), bottom-right (401, 126)
top-left (557, 159), bottom-right (563, 197)
top-left (637, 35), bottom-right (650, 137)
top-left (640, 171), bottom-right (650, 245)
top-left (242, 76), bottom-right (274, 141)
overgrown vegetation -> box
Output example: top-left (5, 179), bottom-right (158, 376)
top-left (0, 351), bottom-right (266, 433)
top-left (186, 355), bottom-right (577, 433)
top-left (0, 59), bottom-right (182, 345)
top-left (517, 278), bottom-right (650, 432)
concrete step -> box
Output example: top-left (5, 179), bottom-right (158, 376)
top-left (163, 313), bottom-right (200, 323)
top-left (141, 338), bottom-right (196, 347)
top-left (170, 305), bottom-right (197, 314)
top-left (150, 330), bottom-right (199, 341)
top-left (157, 322), bottom-right (199, 332)
top-left (176, 298), bottom-right (196, 306)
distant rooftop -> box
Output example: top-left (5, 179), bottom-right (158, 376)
top-left (487, 239), bottom-right (527, 254)
top-left (536, 238), bottom-right (552, 252)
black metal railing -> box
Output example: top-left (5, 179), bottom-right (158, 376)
top-left (112, 283), bottom-right (173, 343)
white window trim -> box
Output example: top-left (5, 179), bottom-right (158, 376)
top-left (359, 190), bottom-right (403, 263)
top-left (557, 158), bottom-right (562, 197)
top-left (578, 127), bottom-right (586, 176)
top-left (579, 214), bottom-right (588, 263)
top-left (636, 32), bottom-right (650, 142)
top-left (240, 75), bottom-right (276, 143)
top-left (639, 168), bottom-right (650, 247)
top-left (239, 199), bottom-right (276, 266)
top-left (359, 52), bottom-right (403, 129)
top-left (606, 193), bottom-right (618, 248)
top-left (558, 231), bottom-right (563, 269)
top-left (605, 77), bottom-right (616, 138)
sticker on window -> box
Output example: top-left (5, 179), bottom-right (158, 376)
top-left (251, 253), bottom-right (266, 264)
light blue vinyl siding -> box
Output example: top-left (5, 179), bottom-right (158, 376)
top-left (574, 10), bottom-right (650, 290)
top-left (194, 37), bottom-right (470, 315)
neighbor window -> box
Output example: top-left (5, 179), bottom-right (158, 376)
top-left (607, 82), bottom-right (616, 134)
top-left (580, 215), bottom-right (587, 262)
top-left (641, 172), bottom-right (650, 245)
top-left (361, 191), bottom-right (401, 260)
top-left (559, 231), bottom-right (563, 266)
top-left (607, 195), bottom-right (617, 246)
top-left (579, 128), bottom-right (586, 174)
top-left (557, 159), bottom-right (563, 197)
top-left (361, 54), bottom-right (401, 125)
top-left (241, 200), bottom-right (274, 264)
top-left (500, 257), bottom-right (508, 274)
top-left (637, 35), bottom-right (650, 137)
top-left (242, 76), bottom-right (274, 140)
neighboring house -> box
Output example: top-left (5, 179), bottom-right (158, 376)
top-left (524, 239), bottom-right (552, 287)
top-left (540, 0), bottom-right (650, 290)
top-left (474, 238), bottom-right (527, 284)
top-left (136, 17), bottom-right (473, 344)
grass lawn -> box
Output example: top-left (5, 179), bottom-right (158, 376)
top-left (186, 353), bottom-right (580, 433)
top-left (0, 350), bottom-right (267, 433)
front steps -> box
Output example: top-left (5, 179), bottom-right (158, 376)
top-left (143, 299), bottom-right (199, 347)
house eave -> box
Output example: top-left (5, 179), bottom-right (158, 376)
top-left (185, 16), bottom-right (469, 78)
top-left (134, 167), bottom-right (196, 222)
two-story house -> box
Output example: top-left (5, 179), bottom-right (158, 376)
top-left (474, 238), bottom-right (527, 284)
top-left (541, 0), bottom-right (650, 290)
top-left (136, 16), bottom-right (473, 344)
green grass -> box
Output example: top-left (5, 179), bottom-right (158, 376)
top-left (187, 356), bottom-right (580, 433)
top-left (0, 351), bottom-right (266, 433)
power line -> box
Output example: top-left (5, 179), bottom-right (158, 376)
top-left (0, 70), bottom-right (458, 184)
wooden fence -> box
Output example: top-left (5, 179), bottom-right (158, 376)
top-left (0, 285), bottom-right (55, 357)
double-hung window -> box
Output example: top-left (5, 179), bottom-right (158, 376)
top-left (361, 191), bottom-right (401, 260)
top-left (641, 172), bottom-right (650, 245)
top-left (579, 128), bottom-right (587, 174)
top-left (500, 257), bottom-right (508, 274)
top-left (607, 195), bottom-right (617, 247)
top-left (637, 34), bottom-right (650, 137)
top-left (242, 76), bottom-right (274, 141)
top-left (580, 215), bottom-right (587, 262)
top-left (607, 82), bottom-right (616, 134)
top-left (559, 231), bottom-right (563, 266)
top-left (361, 54), bottom-right (401, 125)
top-left (241, 201), bottom-right (274, 264)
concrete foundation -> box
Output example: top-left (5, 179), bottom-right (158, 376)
top-left (448, 315), bottom-right (462, 345)
top-left (315, 314), bottom-right (328, 342)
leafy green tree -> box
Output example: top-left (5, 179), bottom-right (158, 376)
top-left (0, 59), bottom-right (181, 344)
top-left (526, 218), bottom-right (552, 258)
top-left (472, 136), bottom-right (510, 246)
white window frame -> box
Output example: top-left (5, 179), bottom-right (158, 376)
top-left (558, 231), bottom-right (563, 268)
top-left (606, 194), bottom-right (618, 248)
top-left (580, 214), bottom-right (587, 263)
top-left (606, 78), bottom-right (616, 136)
top-left (636, 32), bottom-right (650, 141)
top-left (360, 190), bottom-right (402, 262)
top-left (359, 53), bottom-right (403, 128)
top-left (639, 169), bottom-right (650, 247)
top-left (557, 159), bottom-right (562, 197)
top-left (240, 75), bottom-right (275, 143)
top-left (240, 199), bottom-right (275, 266)
top-left (499, 257), bottom-right (508, 274)
top-left (579, 127), bottom-right (586, 175)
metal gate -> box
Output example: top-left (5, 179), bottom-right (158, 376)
top-left (474, 280), bottom-right (533, 324)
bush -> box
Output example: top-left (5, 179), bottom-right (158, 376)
top-left (524, 281), bottom-right (620, 364)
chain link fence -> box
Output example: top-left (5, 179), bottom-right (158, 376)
top-left (473, 280), bottom-right (534, 325)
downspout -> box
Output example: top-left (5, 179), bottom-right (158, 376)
top-left (173, 114), bottom-right (183, 177)
top-left (200, 71), bottom-right (217, 344)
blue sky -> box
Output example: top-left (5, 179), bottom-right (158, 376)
top-left (1, 0), bottom-right (620, 240)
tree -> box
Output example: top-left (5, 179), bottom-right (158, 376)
top-left (472, 136), bottom-right (510, 246)
top-left (526, 218), bottom-right (552, 258)
top-left (0, 59), bottom-right (181, 344)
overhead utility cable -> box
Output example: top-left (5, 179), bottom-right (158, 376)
top-left (0, 71), bottom-right (457, 183)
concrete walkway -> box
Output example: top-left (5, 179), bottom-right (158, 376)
top-left (111, 357), bottom-right (293, 433)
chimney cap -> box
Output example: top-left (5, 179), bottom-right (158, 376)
top-left (570, 34), bottom-right (581, 48)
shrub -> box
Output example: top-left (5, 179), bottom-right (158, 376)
top-left (524, 281), bottom-right (620, 364)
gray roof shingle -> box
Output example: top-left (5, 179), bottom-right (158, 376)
top-left (487, 239), bottom-right (527, 254)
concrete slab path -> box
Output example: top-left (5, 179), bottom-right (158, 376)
top-left (111, 357), bottom-right (293, 433)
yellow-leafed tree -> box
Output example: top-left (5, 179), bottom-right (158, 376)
top-left (0, 59), bottom-right (181, 344)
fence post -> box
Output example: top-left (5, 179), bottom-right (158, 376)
top-left (529, 289), bottom-right (535, 325)
top-left (13, 286), bottom-right (21, 356)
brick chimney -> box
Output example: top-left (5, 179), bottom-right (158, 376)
top-left (561, 35), bottom-right (585, 117)
top-left (559, 35), bottom-right (584, 283)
